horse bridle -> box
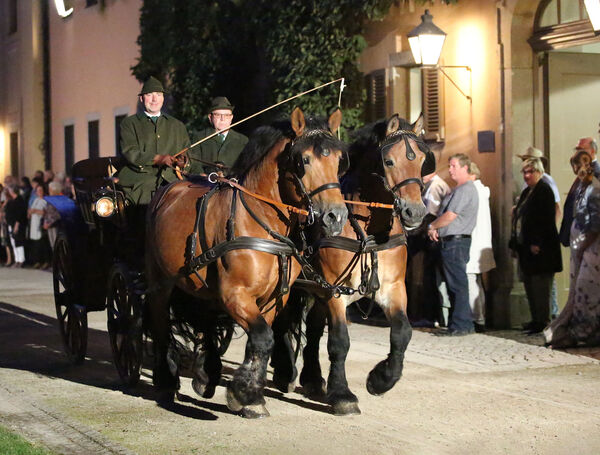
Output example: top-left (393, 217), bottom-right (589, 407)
top-left (375, 129), bottom-right (426, 215)
top-left (288, 129), bottom-right (345, 225)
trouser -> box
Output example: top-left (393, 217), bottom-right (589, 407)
top-left (8, 227), bottom-right (25, 263)
top-left (440, 237), bottom-right (473, 332)
top-left (467, 273), bottom-right (486, 325)
top-left (523, 272), bottom-right (553, 328)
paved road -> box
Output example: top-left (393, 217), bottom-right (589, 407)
top-left (1, 267), bottom-right (599, 454)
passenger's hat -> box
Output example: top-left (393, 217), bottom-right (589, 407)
top-left (139, 76), bottom-right (165, 96)
top-left (210, 96), bottom-right (234, 112)
top-left (518, 146), bottom-right (547, 163)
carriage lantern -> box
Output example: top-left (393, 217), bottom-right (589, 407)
top-left (407, 9), bottom-right (446, 66)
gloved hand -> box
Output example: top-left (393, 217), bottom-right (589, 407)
top-left (174, 154), bottom-right (188, 169)
top-left (153, 154), bottom-right (175, 167)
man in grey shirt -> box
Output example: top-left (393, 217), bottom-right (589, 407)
top-left (428, 153), bottom-right (479, 335)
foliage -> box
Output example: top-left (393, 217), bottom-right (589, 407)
top-left (133, 0), bottom-right (456, 137)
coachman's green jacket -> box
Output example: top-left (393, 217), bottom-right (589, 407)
top-left (116, 112), bottom-right (190, 205)
top-left (189, 127), bottom-right (248, 175)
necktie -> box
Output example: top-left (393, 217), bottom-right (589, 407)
top-left (218, 133), bottom-right (225, 143)
top-left (149, 116), bottom-right (159, 125)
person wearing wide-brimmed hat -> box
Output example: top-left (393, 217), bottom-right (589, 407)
top-left (115, 76), bottom-right (190, 205)
top-left (188, 96), bottom-right (248, 176)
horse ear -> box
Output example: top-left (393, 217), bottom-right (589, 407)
top-left (386, 114), bottom-right (401, 136)
top-left (412, 113), bottom-right (425, 136)
top-left (328, 108), bottom-right (343, 134)
top-left (291, 107), bottom-right (305, 137)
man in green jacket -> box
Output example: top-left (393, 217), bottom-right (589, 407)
top-left (189, 97), bottom-right (248, 176)
top-left (116, 76), bottom-right (190, 205)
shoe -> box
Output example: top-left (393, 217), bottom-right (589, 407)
top-left (523, 322), bottom-right (546, 335)
top-left (435, 328), bottom-right (474, 337)
top-left (522, 321), bottom-right (535, 331)
top-left (32, 263), bottom-right (41, 269)
top-left (474, 323), bottom-right (486, 333)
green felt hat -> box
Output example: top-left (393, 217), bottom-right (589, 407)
top-left (139, 76), bottom-right (165, 96)
top-left (210, 96), bottom-right (234, 112)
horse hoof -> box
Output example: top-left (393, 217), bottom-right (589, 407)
top-left (241, 404), bottom-right (270, 419)
top-left (302, 380), bottom-right (326, 400)
top-left (273, 375), bottom-right (296, 394)
top-left (331, 401), bottom-right (361, 416)
top-left (192, 378), bottom-right (206, 398)
top-left (226, 387), bottom-right (243, 412)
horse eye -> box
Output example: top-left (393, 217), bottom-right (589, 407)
top-left (322, 148), bottom-right (330, 157)
top-left (302, 156), bottom-right (310, 165)
top-left (384, 159), bottom-right (394, 167)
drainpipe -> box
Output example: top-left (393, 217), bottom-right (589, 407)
top-left (41, 0), bottom-right (51, 170)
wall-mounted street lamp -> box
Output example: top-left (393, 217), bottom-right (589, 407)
top-left (408, 10), bottom-right (471, 102)
top-left (584, 0), bottom-right (600, 31)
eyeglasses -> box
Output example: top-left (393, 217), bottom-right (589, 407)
top-left (211, 113), bottom-right (233, 120)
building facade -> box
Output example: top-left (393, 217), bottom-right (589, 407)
top-left (1, 0), bottom-right (597, 327)
top-left (360, 0), bottom-right (600, 326)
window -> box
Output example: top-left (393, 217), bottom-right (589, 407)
top-left (8, 0), bottom-right (17, 35)
top-left (10, 132), bottom-right (19, 176)
top-left (88, 120), bottom-right (99, 159)
top-left (114, 114), bottom-right (126, 156)
top-left (64, 125), bottom-right (74, 174)
top-left (365, 69), bottom-right (387, 122)
top-left (538, 0), bottom-right (587, 28)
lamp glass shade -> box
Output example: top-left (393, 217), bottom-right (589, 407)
top-left (408, 9), bottom-right (446, 66)
top-left (584, 0), bottom-right (600, 31)
top-left (408, 36), bottom-right (422, 64)
top-left (418, 34), bottom-right (446, 65)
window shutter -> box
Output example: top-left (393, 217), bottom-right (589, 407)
top-left (365, 69), bottom-right (387, 122)
top-left (422, 68), bottom-right (444, 140)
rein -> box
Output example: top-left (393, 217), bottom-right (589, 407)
top-left (213, 175), bottom-right (309, 217)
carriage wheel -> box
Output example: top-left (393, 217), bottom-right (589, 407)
top-left (106, 263), bottom-right (143, 387)
top-left (53, 234), bottom-right (88, 364)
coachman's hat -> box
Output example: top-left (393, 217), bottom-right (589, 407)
top-left (139, 76), bottom-right (165, 96)
top-left (210, 96), bottom-right (234, 112)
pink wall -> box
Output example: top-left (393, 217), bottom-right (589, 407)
top-left (50, 0), bottom-right (142, 172)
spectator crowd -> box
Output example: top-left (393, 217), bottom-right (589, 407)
top-left (0, 170), bottom-right (74, 269)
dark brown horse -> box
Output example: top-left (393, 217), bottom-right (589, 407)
top-left (272, 114), bottom-right (428, 415)
top-left (145, 108), bottom-right (348, 418)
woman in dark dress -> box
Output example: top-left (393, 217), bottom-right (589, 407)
top-left (4, 184), bottom-right (28, 267)
top-left (510, 158), bottom-right (562, 334)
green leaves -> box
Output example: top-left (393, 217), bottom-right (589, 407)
top-left (134, 0), bottom-right (402, 137)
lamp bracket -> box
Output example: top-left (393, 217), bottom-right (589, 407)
top-left (429, 65), bottom-right (472, 102)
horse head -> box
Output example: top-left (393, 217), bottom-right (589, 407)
top-left (377, 114), bottom-right (429, 230)
top-left (279, 107), bottom-right (348, 237)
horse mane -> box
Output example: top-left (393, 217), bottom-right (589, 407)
top-left (230, 115), bottom-right (347, 180)
top-left (229, 124), bottom-right (290, 178)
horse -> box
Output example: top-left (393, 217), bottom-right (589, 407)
top-left (271, 114), bottom-right (429, 415)
top-left (145, 107), bottom-right (349, 418)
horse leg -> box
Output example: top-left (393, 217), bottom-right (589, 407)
top-left (299, 298), bottom-right (327, 399)
top-left (226, 314), bottom-right (274, 419)
top-left (270, 292), bottom-right (303, 393)
top-left (326, 298), bottom-right (360, 415)
top-left (366, 285), bottom-right (412, 396)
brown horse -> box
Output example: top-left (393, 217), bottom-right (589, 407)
top-left (145, 108), bottom-right (348, 418)
top-left (272, 114), bottom-right (429, 415)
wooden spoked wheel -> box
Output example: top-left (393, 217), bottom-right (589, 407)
top-left (106, 263), bottom-right (143, 386)
top-left (53, 234), bottom-right (88, 364)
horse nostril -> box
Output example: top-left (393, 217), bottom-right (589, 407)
top-left (323, 212), bottom-right (337, 227)
top-left (403, 208), bottom-right (413, 219)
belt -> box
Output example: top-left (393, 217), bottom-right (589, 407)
top-left (441, 234), bottom-right (471, 242)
